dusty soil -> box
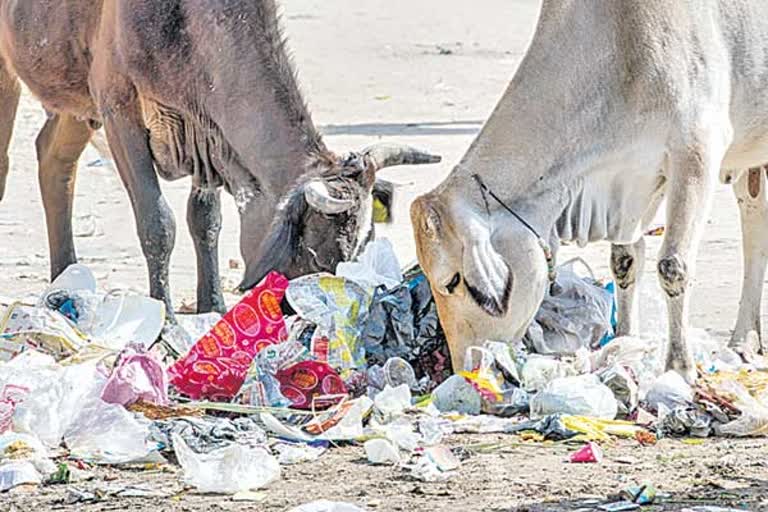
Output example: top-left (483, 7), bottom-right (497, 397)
top-left (2, 0), bottom-right (767, 510)
top-left (3, 436), bottom-right (768, 511)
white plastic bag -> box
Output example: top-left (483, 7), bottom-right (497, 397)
top-left (364, 439), bottom-right (401, 465)
top-left (173, 433), bottom-right (280, 494)
top-left (530, 374), bottom-right (618, 419)
top-left (274, 443), bottom-right (326, 465)
top-left (4, 355), bottom-right (104, 448)
top-left (336, 239), bottom-right (402, 291)
top-left (373, 384), bottom-right (411, 417)
top-left (64, 395), bottom-right (156, 464)
top-left (40, 264), bottom-right (165, 351)
top-left (645, 371), bottom-right (694, 413)
top-left (521, 355), bottom-right (578, 392)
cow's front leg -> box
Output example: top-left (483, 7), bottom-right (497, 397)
top-left (731, 167), bottom-right (768, 353)
top-left (187, 186), bottom-right (226, 314)
top-left (610, 238), bottom-right (645, 337)
top-left (99, 84), bottom-right (177, 319)
top-left (659, 145), bottom-right (720, 383)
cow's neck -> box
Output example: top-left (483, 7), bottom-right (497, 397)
top-left (439, 0), bottom-right (665, 248)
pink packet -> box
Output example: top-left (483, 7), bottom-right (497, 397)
top-left (169, 272), bottom-right (289, 400)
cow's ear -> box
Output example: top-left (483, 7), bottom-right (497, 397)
top-left (372, 179), bottom-right (395, 224)
top-left (238, 187), bottom-right (308, 291)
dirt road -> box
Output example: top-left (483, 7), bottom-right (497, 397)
top-left (2, 1), bottom-right (765, 510)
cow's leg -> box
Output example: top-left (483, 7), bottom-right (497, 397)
top-left (187, 186), bottom-right (226, 313)
top-left (98, 83), bottom-right (176, 318)
top-left (659, 144), bottom-right (721, 383)
top-left (610, 237), bottom-right (645, 337)
top-left (36, 113), bottom-right (93, 279)
top-left (0, 58), bottom-right (20, 201)
top-left (731, 167), bottom-right (768, 352)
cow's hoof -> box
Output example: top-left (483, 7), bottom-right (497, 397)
top-left (665, 358), bottom-right (697, 385)
top-left (729, 331), bottom-right (768, 369)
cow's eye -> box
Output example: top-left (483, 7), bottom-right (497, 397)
top-left (446, 272), bottom-right (461, 294)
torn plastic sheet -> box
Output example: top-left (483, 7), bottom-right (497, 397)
top-left (259, 397), bottom-right (373, 442)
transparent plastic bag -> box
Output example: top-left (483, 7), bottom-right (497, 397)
top-left (336, 238), bottom-right (402, 291)
top-left (713, 380), bottom-right (768, 437)
top-left (524, 259), bottom-right (614, 355)
top-left (521, 355), bottom-right (578, 392)
top-left (530, 374), bottom-right (618, 419)
top-left (6, 356), bottom-right (104, 448)
top-left (172, 433), bottom-right (279, 494)
top-left (64, 395), bottom-right (156, 464)
top-left (645, 371), bottom-right (693, 413)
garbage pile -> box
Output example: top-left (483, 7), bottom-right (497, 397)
top-left (2, 239), bottom-right (768, 501)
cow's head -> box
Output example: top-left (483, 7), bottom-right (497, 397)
top-left (238, 143), bottom-right (440, 290)
top-left (411, 187), bottom-right (549, 370)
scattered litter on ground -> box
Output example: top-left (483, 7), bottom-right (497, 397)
top-left (1, 241), bottom-right (767, 507)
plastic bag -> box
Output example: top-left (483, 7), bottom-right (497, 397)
top-left (169, 272), bottom-right (289, 401)
top-left (364, 438), bottom-right (401, 465)
top-left (39, 264), bottom-right (165, 352)
top-left (521, 355), bottom-right (578, 392)
top-left (530, 374), bottom-right (618, 419)
top-left (361, 267), bottom-right (452, 389)
top-left (374, 384), bottom-right (411, 417)
top-left (287, 274), bottom-right (370, 375)
top-left (0, 461), bottom-right (41, 491)
top-left (336, 239), bottom-right (402, 291)
top-left (64, 395), bottom-right (157, 464)
top-left (713, 380), bottom-right (768, 437)
top-left (645, 371), bottom-right (694, 413)
top-left (150, 416), bottom-right (268, 454)
top-left (524, 260), bottom-right (614, 355)
top-left (431, 375), bottom-right (482, 415)
top-left (4, 354), bottom-right (104, 448)
top-left (172, 433), bottom-right (279, 494)
top-left (100, 348), bottom-right (168, 406)
top-left (598, 365), bottom-right (639, 417)
top-left (274, 442), bottom-right (326, 464)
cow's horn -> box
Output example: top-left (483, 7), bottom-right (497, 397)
top-left (362, 143), bottom-right (442, 171)
top-left (304, 179), bottom-right (355, 214)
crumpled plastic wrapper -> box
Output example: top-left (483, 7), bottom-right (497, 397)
top-left (150, 416), bottom-right (268, 454)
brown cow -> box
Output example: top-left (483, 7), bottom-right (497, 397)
top-left (0, 0), bottom-right (439, 316)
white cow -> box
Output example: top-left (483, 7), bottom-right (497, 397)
top-left (411, 0), bottom-right (768, 383)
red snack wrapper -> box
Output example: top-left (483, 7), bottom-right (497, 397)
top-left (169, 272), bottom-right (289, 400)
top-left (275, 360), bottom-right (348, 410)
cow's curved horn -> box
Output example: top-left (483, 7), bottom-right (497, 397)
top-left (304, 179), bottom-right (355, 214)
top-left (362, 143), bottom-right (442, 171)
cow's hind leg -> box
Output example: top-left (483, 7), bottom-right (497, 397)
top-left (36, 113), bottom-right (93, 279)
top-left (611, 238), bottom-right (646, 337)
top-left (98, 81), bottom-right (176, 318)
top-left (188, 186), bottom-right (226, 313)
top-left (731, 167), bottom-right (768, 353)
top-left (660, 140), bottom-right (723, 383)
top-left (0, 58), bottom-right (21, 201)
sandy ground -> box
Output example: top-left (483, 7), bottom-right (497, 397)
top-left (2, 0), bottom-right (766, 510)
